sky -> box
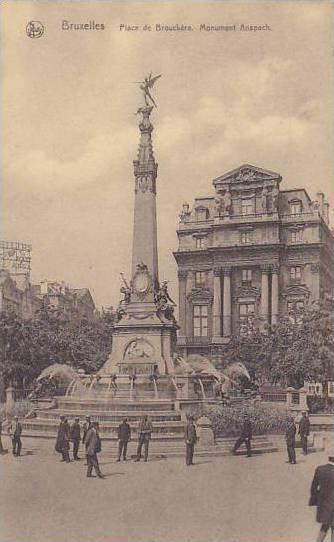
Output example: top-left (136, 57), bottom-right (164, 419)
top-left (1, 0), bottom-right (334, 309)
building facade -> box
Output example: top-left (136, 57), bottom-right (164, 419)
top-left (174, 164), bottom-right (334, 359)
top-left (0, 270), bottom-right (42, 319)
top-left (0, 273), bottom-right (96, 322)
top-left (32, 281), bottom-right (96, 321)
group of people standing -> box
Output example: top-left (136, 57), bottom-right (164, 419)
top-left (285, 411), bottom-right (311, 464)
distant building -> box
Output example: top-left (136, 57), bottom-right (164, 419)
top-left (174, 164), bottom-right (334, 360)
top-left (32, 280), bottom-right (96, 321)
top-left (0, 270), bottom-right (42, 319)
top-left (0, 273), bottom-right (96, 322)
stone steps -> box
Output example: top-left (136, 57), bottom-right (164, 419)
top-left (35, 409), bottom-right (182, 422)
top-left (54, 398), bottom-right (177, 412)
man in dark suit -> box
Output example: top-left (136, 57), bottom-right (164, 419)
top-left (82, 416), bottom-right (92, 465)
top-left (184, 416), bottom-right (197, 466)
top-left (299, 411), bottom-right (311, 455)
top-left (309, 450), bottom-right (334, 542)
top-left (70, 417), bottom-right (81, 460)
top-left (233, 414), bottom-right (252, 457)
top-left (285, 417), bottom-right (297, 464)
top-left (85, 421), bottom-right (104, 478)
top-left (55, 416), bottom-right (71, 462)
top-left (9, 416), bottom-right (22, 456)
top-left (117, 418), bottom-right (131, 461)
top-left (135, 415), bottom-right (153, 462)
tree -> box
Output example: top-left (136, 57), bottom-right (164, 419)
top-left (220, 298), bottom-right (334, 392)
top-left (0, 307), bottom-right (114, 396)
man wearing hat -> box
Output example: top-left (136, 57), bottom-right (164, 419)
top-left (184, 416), bottom-right (197, 466)
top-left (55, 416), bottom-right (70, 462)
top-left (9, 416), bottom-right (22, 457)
top-left (299, 411), bottom-right (311, 455)
top-left (82, 416), bottom-right (92, 465)
top-left (309, 449), bottom-right (334, 541)
top-left (85, 421), bottom-right (104, 478)
top-left (135, 415), bottom-right (153, 462)
top-left (285, 417), bottom-right (297, 464)
top-left (117, 418), bottom-right (131, 462)
top-left (70, 417), bottom-right (81, 460)
top-left (233, 413), bottom-right (253, 457)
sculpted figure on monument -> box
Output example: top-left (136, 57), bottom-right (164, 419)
top-left (120, 273), bottom-right (132, 304)
top-left (223, 188), bottom-right (232, 215)
top-left (179, 202), bottom-right (191, 222)
top-left (272, 185), bottom-right (279, 211)
top-left (261, 186), bottom-right (268, 212)
top-left (155, 280), bottom-right (177, 323)
top-left (214, 193), bottom-right (224, 216)
top-left (136, 73), bottom-right (162, 108)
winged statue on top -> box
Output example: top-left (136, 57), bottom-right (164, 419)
top-left (136, 73), bottom-right (162, 108)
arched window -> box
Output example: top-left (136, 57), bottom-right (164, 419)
top-left (289, 199), bottom-right (302, 215)
top-left (195, 206), bottom-right (209, 222)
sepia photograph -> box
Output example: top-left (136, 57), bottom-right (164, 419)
top-left (1, 1), bottom-right (334, 541)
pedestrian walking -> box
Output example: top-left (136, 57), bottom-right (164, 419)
top-left (85, 421), bottom-right (104, 478)
top-left (285, 417), bottom-right (297, 464)
top-left (82, 416), bottom-right (92, 465)
top-left (0, 418), bottom-right (8, 455)
top-left (299, 411), bottom-right (311, 455)
top-left (8, 416), bottom-right (22, 457)
top-left (184, 416), bottom-right (197, 466)
top-left (135, 415), bottom-right (153, 462)
top-left (117, 418), bottom-right (131, 461)
top-left (70, 417), bottom-right (81, 460)
top-left (55, 416), bottom-right (71, 462)
top-left (309, 449), bottom-right (334, 542)
top-left (233, 414), bottom-right (252, 457)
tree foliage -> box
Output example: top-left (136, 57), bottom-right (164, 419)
top-left (0, 308), bottom-right (114, 390)
top-left (220, 299), bottom-right (334, 390)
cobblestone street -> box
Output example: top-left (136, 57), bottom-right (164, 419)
top-left (0, 436), bottom-right (329, 542)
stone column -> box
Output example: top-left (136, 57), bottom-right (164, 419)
top-left (212, 267), bottom-right (222, 342)
top-left (178, 270), bottom-right (188, 342)
top-left (260, 265), bottom-right (270, 328)
top-left (222, 266), bottom-right (232, 337)
top-left (186, 271), bottom-right (194, 339)
top-left (271, 264), bottom-right (279, 325)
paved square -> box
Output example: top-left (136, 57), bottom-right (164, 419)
top-left (0, 436), bottom-right (328, 542)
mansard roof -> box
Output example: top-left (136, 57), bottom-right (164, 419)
top-left (213, 164), bottom-right (282, 187)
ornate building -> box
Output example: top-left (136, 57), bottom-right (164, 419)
top-left (174, 164), bottom-right (334, 359)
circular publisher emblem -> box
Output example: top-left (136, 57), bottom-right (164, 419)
top-left (26, 21), bottom-right (44, 38)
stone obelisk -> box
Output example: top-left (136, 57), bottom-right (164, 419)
top-left (101, 75), bottom-right (177, 376)
top-left (131, 105), bottom-right (159, 299)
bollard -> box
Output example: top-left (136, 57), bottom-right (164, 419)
top-left (196, 416), bottom-right (215, 446)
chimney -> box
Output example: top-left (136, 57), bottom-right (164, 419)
top-left (316, 192), bottom-right (324, 217)
top-left (323, 201), bottom-right (330, 225)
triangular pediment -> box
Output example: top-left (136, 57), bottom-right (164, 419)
top-left (213, 164), bottom-right (281, 187)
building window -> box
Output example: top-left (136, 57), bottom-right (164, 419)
top-left (241, 231), bottom-right (252, 244)
top-left (242, 269), bottom-right (252, 286)
top-left (195, 271), bottom-right (206, 288)
top-left (287, 300), bottom-right (304, 324)
top-left (291, 229), bottom-right (303, 243)
top-left (195, 237), bottom-right (205, 249)
top-left (290, 266), bottom-right (302, 283)
top-left (239, 303), bottom-right (255, 336)
top-left (289, 200), bottom-right (302, 215)
top-left (196, 208), bottom-right (209, 222)
top-left (193, 305), bottom-right (208, 337)
top-left (241, 199), bottom-right (254, 216)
